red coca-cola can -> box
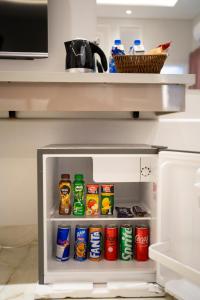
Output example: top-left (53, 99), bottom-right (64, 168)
top-left (104, 225), bottom-right (118, 260)
top-left (134, 225), bottom-right (149, 261)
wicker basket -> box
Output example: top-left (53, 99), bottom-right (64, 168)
top-left (113, 54), bottom-right (167, 73)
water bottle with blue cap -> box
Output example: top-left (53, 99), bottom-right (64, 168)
top-left (109, 39), bottom-right (125, 73)
top-left (129, 39), bottom-right (145, 55)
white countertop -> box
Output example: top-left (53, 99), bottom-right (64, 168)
top-left (40, 143), bottom-right (155, 149)
top-left (0, 71), bottom-right (195, 85)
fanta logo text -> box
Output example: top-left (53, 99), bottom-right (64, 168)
top-left (135, 235), bottom-right (148, 244)
top-left (90, 232), bottom-right (101, 258)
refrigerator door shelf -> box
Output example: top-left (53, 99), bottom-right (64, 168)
top-left (149, 242), bottom-right (200, 286)
top-left (35, 281), bottom-right (164, 299)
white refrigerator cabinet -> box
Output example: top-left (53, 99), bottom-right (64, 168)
top-left (37, 145), bottom-right (200, 299)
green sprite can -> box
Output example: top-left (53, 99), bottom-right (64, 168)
top-left (119, 224), bottom-right (133, 261)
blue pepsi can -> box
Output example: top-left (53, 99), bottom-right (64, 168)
top-left (74, 225), bottom-right (88, 261)
top-left (56, 225), bottom-right (70, 261)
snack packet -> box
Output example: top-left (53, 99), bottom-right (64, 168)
top-left (115, 207), bottom-right (134, 218)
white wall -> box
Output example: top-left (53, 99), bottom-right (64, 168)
top-left (97, 17), bottom-right (193, 72)
top-left (193, 13), bottom-right (200, 50)
top-left (0, 1), bottom-right (199, 226)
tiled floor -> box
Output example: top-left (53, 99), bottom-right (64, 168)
top-left (0, 225), bottom-right (175, 300)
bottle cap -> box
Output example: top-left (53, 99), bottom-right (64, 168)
top-left (61, 174), bottom-right (70, 179)
top-left (74, 174), bottom-right (84, 180)
top-left (134, 39), bottom-right (141, 45)
top-left (114, 39), bottom-right (121, 45)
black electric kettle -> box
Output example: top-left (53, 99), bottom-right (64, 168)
top-left (64, 39), bottom-right (107, 73)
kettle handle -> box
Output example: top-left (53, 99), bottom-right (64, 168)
top-left (64, 41), bottom-right (71, 51)
top-left (89, 42), bottom-right (108, 72)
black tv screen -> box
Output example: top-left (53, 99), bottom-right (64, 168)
top-left (0, 0), bottom-right (48, 59)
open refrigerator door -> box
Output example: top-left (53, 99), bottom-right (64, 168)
top-left (149, 151), bottom-right (200, 300)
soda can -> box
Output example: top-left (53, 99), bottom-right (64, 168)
top-left (119, 224), bottom-right (133, 261)
top-left (134, 225), bottom-right (149, 261)
top-left (88, 225), bottom-right (103, 261)
top-left (74, 225), bottom-right (88, 261)
top-left (56, 225), bottom-right (70, 261)
top-left (104, 225), bottom-right (118, 261)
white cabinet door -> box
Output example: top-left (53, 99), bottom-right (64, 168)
top-left (149, 151), bottom-right (200, 298)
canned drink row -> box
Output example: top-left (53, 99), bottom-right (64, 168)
top-left (56, 224), bottom-right (104, 262)
top-left (56, 224), bottom-right (149, 262)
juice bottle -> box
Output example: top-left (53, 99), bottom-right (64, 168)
top-left (86, 184), bottom-right (99, 216)
top-left (73, 174), bottom-right (85, 216)
top-left (101, 184), bottom-right (114, 215)
top-left (59, 174), bottom-right (71, 215)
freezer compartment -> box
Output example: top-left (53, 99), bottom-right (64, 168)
top-left (45, 220), bottom-right (156, 284)
top-left (93, 156), bottom-right (140, 182)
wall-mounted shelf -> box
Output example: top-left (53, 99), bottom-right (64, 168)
top-left (0, 72), bottom-right (195, 114)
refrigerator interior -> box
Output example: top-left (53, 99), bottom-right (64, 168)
top-left (43, 155), bottom-right (157, 283)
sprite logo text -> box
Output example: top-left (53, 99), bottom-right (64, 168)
top-left (122, 228), bottom-right (132, 260)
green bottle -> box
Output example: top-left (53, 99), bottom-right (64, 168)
top-left (73, 174), bottom-right (85, 216)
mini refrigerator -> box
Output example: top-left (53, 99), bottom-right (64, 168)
top-left (37, 144), bottom-right (200, 299)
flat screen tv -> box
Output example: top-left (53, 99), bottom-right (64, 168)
top-left (0, 0), bottom-right (48, 59)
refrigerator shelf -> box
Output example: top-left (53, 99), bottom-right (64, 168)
top-left (45, 258), bottom-right (156, 283)
top-left (47, 258), bottom-right (156, 273)
top-left (49, 211), bottom-right (152, 222)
